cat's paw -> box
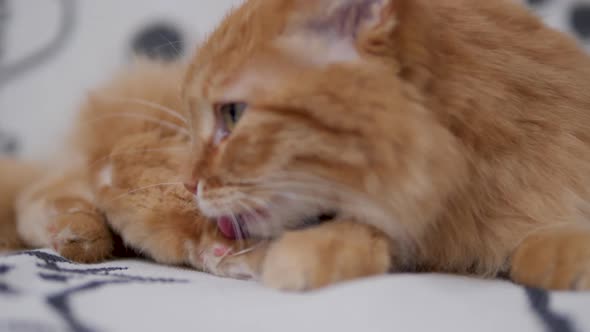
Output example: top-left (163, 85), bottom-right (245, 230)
top-left (511, 224), bottom-right (590, 291)
top-left (261, 235), bottom-right (321, 291)
top-left (186, 241), bottom-right (264, 280)
top-left (48, 198), bottom-right (113, 263)
top-left (261, 221), bottom-right (391, 292)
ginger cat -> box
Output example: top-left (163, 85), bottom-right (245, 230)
top-left (4, 61), bottom-right (265, 280)
top-left (182, 0), bottom-right (590, 290)
top-left (0, 160), bottom-right (41, 252)
top-left (7, 0), bottom-right (590, 291)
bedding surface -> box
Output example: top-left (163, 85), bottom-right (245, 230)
top-left (1, 250), bottom-right (589, 332)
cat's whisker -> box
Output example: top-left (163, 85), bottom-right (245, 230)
top-left (152, 40), bottom-right (184, 54)
top-left (157, 32), bottom-right (182, 58)
top-left (222, 206), bottom-right (244, 243)
top-left (259, 173), bottom-right (378, 206)
top-left (93, 94), bottom-right (188, 124)
top-left (248, 184), bottom-right (346, 222)
top-left (252, 184), bottom-right (340, 206)
top-left (229, 242), bottom-right (265, 258)
top-left (235, 198), bottom-right (265, 219)
top-left (231, 194), bottom-right (280, 236)
top-left (232, 214), bottom-right (244, 243)
top-left (82, 113), bottom-right (190, 137)
top-left (235, 199), bottom-right (272, 237)
top-left (232, 186), bottom-right (336, 236)
top-left (264, 170), bottom-right (325, 183)
top-left (265, 172), bottom-right (371, 196)
top-left (252, 183), bottom-right (389, 228)
top-left (242, 195), bottom-right (270, 211)
top-left (197, 252), bottom-right (205, 274)
top-left (256, 176), bottom-right (337, 193)
top-left (215, 245), bottom-right (234, 268)
top-left (120, 146), bottom-right (190, 153)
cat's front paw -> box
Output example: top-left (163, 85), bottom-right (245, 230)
top-left (261, 221), bottom-right (391, 292)
top-left (510, 224), bottom-right (590, 290)
top-left (186, 241), bottom-right (265, 280)
top-left (48, 198), bottom-right (114, 263)
top-left (261, 234), bottom-right (323, 291)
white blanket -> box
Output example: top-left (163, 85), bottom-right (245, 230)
top-left (1, 250), bottom-right (589, 332)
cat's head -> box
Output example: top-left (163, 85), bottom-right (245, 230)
top-left (182, 0), bottom-right (463, 241)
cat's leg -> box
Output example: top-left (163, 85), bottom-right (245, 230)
top-left (0, 159), bottom-right (41, 252)
top-left (258, 221), bottom-right (392, 291)
top-left (510, 223), bottom-right (590, 290)
top-left (46, 197), bottom-right (114, 263)
top-left (16, 170), bottom-right (114, 263)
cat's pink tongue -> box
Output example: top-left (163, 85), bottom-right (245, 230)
top-left (217, 216), bottom-right (237, 240)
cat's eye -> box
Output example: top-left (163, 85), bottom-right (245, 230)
top-left (216, 102), bottom-right (247, 132)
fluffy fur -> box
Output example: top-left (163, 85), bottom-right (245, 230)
top-left (10, 61), bottom-right (261, 279)
top-left (0, 159), bottom-right (41, 252)
top-left (184, 0), bottom-right (590, 290)
top-left (8, 0), bottom-right (590, 291)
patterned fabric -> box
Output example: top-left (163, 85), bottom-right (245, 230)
top-left (1, 250), bottom-right (589, 332)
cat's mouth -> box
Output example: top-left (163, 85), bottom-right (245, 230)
top-left (215, 212), bottom-right (337, 240)
top-left (216, 215), bottom-right (250, 240)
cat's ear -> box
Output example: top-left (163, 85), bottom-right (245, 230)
top-left (277, 0), bottom-right (397, 66)
top-left (300, 0), bottom-right (395, 39)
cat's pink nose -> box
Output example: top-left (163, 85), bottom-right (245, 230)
top-left (184, 181), bottom-right (198, 194)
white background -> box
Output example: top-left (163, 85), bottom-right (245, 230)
top-left (0, 0), bottom-right (242, 159)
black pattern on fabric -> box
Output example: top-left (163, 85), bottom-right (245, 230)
top-left (0, 264), bottom-right (12, 274)
top-left (526, 287), bottom-right (578, 332)
top-left (2, 251), bottom-right (187, 332)
top-left (0, 264), bottom-right (16, 294)
top-left (25, 251), bottom-right (128, 275)
top-left (0, 282), bottom-right (17, 294)
top-left (38, 273), bottom-right (70, 283)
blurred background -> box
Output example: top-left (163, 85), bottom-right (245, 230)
top-left (0, 0), bottom-right (589, 159)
